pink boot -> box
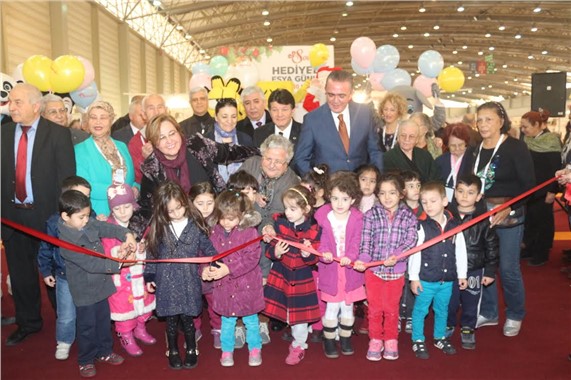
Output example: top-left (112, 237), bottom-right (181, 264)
top-left (134, 322), bottom-right (157, 345)
top-left (120, 331), bottom-right (143, 357)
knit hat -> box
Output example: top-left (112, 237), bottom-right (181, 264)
top-left (107, 184), bottom-right (139, 210)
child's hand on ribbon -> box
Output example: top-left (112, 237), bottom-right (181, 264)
top-left (300, 239), bottom-right (312, 258)
top-left (322, 252), bottom-right (333, 263)
top-left (339, 257), bottom-right (351, 266)
top-left (353, 260), bottom-right (366, 272)
top-left (384, 255), bottom-right (397, 267)
top-left (275, 241), bottom-right (289, 259)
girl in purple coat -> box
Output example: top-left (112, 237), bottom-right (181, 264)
top-left (202, 190), bottom-right (264, 368)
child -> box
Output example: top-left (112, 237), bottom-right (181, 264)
top-left (316, 172), bottom-right (367, 359)
top-left (408, 182), bottom-right (468, 359)
top-left (58, 190), bottom-right (137, 378)
top-left (301, 164), bottom-right (330, 210)
top-left (264, 185), bottom-right (322, 365)
top-left (38, 176), bottom-right (92, 361)
top-left (356, 164), bottom-right (381, 213)
top-left (202, 190), bottom-right (264, 367)
top-left (144, 181), bottom-right (217, 370)
top-left (357, 173), bottom-right (418, 361)
top-left (102, 184), bottom-right (156, 357)
top-left (446, 174), bottom-right (499, 349)
top-left (189, 182), bottom-right (221, 348)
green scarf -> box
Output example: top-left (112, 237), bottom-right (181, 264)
top-left (524, 132), bottom-right (561, 153)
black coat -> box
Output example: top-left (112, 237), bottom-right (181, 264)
top-left (236, 110), bottom-right (272, 138)
top-left (112, 125), bottom-right (135, 146)
top-left (253, 120), bottom-right (302, 148)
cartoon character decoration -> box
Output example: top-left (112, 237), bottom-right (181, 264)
top-left (302, 66), bottom-right (342, 113)
top-left (207, 76), bottom-right (243, 118)
top-left (1, 72), bottom-right (17, 123)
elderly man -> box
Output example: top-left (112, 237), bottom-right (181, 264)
top-left (1, 83), bottom-right (76, 345)
top-left (253, 89), bottom-right (301, 148)
top-left (179, 87), bottom-right (215, 137)
top-left (236, 86), bottom-right (273, 138)
top-left (112, 97), bottom-right (146, 146)
top-left (293, 70), bottom-right (382, 176)
top-left (41, 94), bottom-right (89, 145)
top-left (110, 95), bottom-right (144, 133)
top-left (383, 119), bottom-right (440, 183)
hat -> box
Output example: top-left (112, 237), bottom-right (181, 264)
top-left (107, 184), bottom-right (138, 210)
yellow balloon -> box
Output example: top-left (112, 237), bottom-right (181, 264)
top-left (309, 43), bottom-right (329, 69)
top-left (50, 55), bottom-right (86, 93)
top-left (437, 66), bottom-right (465, 93)
top-left (22, 55), bottom-right (53, 91)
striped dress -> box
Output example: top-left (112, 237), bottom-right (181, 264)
top-left (264, 214), bottom-right (322, 325)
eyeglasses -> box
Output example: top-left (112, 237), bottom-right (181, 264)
top-left (262, 156), bottom-right (287, 167)
top-left (46, 108), bottom-right (67, 116)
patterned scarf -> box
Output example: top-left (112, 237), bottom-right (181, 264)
top-left (154, 144), bottom-right (191, 192)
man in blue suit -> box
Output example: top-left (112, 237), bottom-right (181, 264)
top-left (293, 70), bottom-right (382, 176)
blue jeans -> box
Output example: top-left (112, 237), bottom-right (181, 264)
top-left (411, 281), bottom-right (453, 342)
top-left (220, 314), bottom-right (262, 353)
top-left (479, 224), bottom-right (525, 321)
top-left (55, 276), bottom-right (76, 344)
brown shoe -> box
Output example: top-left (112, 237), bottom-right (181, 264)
top-left (96, 352), bottom-right (124, 365)
top-left (79, 364), bottom-right (96, 378)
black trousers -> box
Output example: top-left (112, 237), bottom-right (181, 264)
top-left (524, 197), bottom-right (555, 262)
top-left (76, 299), bottom-right (114, 365)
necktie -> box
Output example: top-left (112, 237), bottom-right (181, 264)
top-left (255, 121), bottom-right (262, 128)
top-left (338, 114), bottom-right (350, 154)
top-left (278, 131), bottom-right (284, 136)
top-left (15, 126), bottom-right (31, 202)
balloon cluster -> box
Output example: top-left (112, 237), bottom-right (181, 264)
top-left (189, 55), bottom-right (235, 91)
top-left (309, 44), bottom-right (329, 69)
top-left (349, 37), bottom-right (465, 94)
top-left (22, 55), bottom-right (99, 108)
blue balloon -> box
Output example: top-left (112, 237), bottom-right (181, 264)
top-left (418, 50), bottom-right (444, 78)
top-left (373, 45), bottom-right (400, 73)
top-left (209, 55), bottom-right (229, 77)
top-left (192, 62), bottom-right (210, 75)
top-left (381, 69), bottom-right (411, 90)
top-left (70, 81), bottom-right (98, 109)
top-left (351, 59), bottom-right (373, 76)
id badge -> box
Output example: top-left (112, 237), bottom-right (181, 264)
top-left (445, 186), bottom-right (455, 203)
top-left (112, 168), bottom-right (125, 184)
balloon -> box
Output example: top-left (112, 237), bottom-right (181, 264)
top-left (235, 60), bottom-right (259, 88)
top-left (372, 45), bottom-right (400, 73)
top-left (50, 55), bottom-right (85, 93)
top-left (76, 56), bottom-right (95, 90)
top-left (350, 37), bottom-right (376, 68)
top-left (413, 74), bottom-right (437, 98)
top-left (209, 55), bottom-right (229, 77)
top-left (351, 59), bottom-right (373, 76)
top-left (189, 72), bottom-right (212, 90)
top-left (192, 62), bottom-right (209, 75)
top-left (369, 72), bottom-right (385, 91)
top-left (70, 81), bottom-right (98, 109)
top-left (381, 69), bottom-right (411, 90)
top-left (437, 66), bottom-right (465, 93)
top-left (309, 43), bottom-right (329, 68)
top-left (12, 64), bottom-right (25, 83)
top-left (418, 50), bottom-right (444, 78)
top-left (22, 55), bottom-right (52, 91)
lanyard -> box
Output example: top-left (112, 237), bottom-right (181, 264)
top-left (473, 134), bottom-right (506, 193)
top-left (382, 122), bottom-right (399, 150)
top-left (446, 154), bottom-right (464, 187)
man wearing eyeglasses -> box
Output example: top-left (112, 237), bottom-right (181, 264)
top-left (293, 70), bottom-right (382, 176)
top-left (41, 94), bottom-right (88, 145)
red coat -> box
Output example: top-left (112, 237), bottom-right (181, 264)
top-left (264, 214), bottom-right (321, 325)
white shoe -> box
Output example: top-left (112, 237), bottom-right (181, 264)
top-left (234, 326), bottom-right (246, 349)
top-left (55, 342), bottom-right (71, 360)
top-left (259, 322), bottom-right (271, 345)
top-left (503, 319), bottom-right (522, 337)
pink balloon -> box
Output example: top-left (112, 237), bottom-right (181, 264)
top-left (189, 72), bottom-right (211, 90)
top-left (350, 37), bottom-right (376, 68)
top-left (369, 73), bottom-right (385, 91)
top-left (76, 56), bottom-right (95, 90)
top-left (413, 74), bottom-right (436, 98)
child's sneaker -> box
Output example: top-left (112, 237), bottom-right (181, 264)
top-left (212, 329), bottom-right (221, 349)
top-left (234, 326), bottom-right (246, 349)
top-left (96, 352), bottom-right (125, 365)
top-left (503, 319), bottom-right (522, 337)
top-left (248, 348), bottom-right (262, 366)
top-left (79, 364), bottom-right (96, 378)
top-left (445, 326), bottom-right (455, 338)
top-left (366, 339), bottom-right (383, 361)
top-left (412, 341), bottom-right (430, 359)
top-left (55, 342), bottom-right (71, 360)
top-left (434, 338), bottom-right (457, 355)
top-left (285, 344), bottom-right (305, 365)
top-left (259, 322), bottom-right (271, 345)
top-left (405, 318), bottom-right (413, 334)
top-left (220, 352), bottom-right (234, 367)
top-left (461, 327), bottom-right (476, 350)
top-left (383, 339), bottom-right (399, 360)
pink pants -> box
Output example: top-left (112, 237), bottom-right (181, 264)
top-left (115, 312), bottom-right (153, 334)
top-left (365, 271), bottom-right (404, 341)
top-left (193, 292), bottom-right (221, 331)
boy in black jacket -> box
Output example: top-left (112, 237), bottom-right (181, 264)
top-left (446, 174), bottom-right (499, 350)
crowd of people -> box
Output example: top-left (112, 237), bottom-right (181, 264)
top-left (1, 69), bottom-right (570, 377)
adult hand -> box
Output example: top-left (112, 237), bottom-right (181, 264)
top-left (556, 168), bottom-right (571, 185)
top-left (255, 193), bottom-right (268, 208)
top-left (141, 142), bottom-right (153, 159)
top-left (545, 192), bottom-right (555, 204)
top-left (43, 276), bottom-right (56, 287)
top-left (146, 282), bottom-right (156, 293)
top-left (490, 207), bottom-right (511, 227)
top-left (261, 224), bottom-right (276, 243)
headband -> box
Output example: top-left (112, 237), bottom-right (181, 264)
top-left (288, 187), bottom-right (309, 205)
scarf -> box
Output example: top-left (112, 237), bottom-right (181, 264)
top-left (214, 122), bottom-right (240, 182)
top-left (524, 131), bottom-right (561, 153)
top-left (154, 144), bottom-right (191, 192)
top-left (214, 122), bottom-right (238, 140)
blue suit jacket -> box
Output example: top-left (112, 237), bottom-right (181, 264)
top-left (293, 101), bottom-right (382, 176)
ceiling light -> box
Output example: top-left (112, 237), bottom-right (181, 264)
top-left (408, 44), bottom-right (414, 49)
top-left (478, 51), bottom-right (483, 56)
top-left (481, 87), bottom-right (486, 90)
top-left (542, 50), bottom-right (548, 55)
top-left (433, 25), bottom-right (440, 30)
top-left (528, 55), bottom-right (534, 59)
top-left (462, 45), bottom-right (468, 49)
top-left (411, 73), bottom-right (415, 77)
top-left (489, 46), bottom-right (495, 51)
top-left (199, 49), bottom-right (205, 54)
top-left (263, 20), bottom-right (271, 26)
top-left (485, 33), bottom-right (491, 37)
top-left (488, 85), bottom-right (493, 88)
top-left (342, 12), bottom-right (348, 16)
top-left (176, 25), bottom-right (183, 31)
top-left (502, 64), bottom-right (508, 68)
top-left (458, 61), bottom-right (463, 65)
top-left (505, 81), bottom-right (509, 84)
top-left (185, 34), bottom-right (192, 40)
top-left (261, 9), bottom-right (269, 16)
top-left (452, 50), bottom-right (458, 54)
top-left (419, 5), bottom-right (426, 13)
top-left (533, 6), bottom-right (541, 13)
top-left (330, 37), bottom-right (336, 42)
top-left (334, 29), bottom-right (339, 34)
top-left (346, 1), bottom-right (354, 6)
top-left (352, 73), bottom-right (357, 77)
top-left (424, 32), bottom-right (430, 37)
top-left (530, 26), bottom-right (538, 32)
top-left (498, 25), bottom-right (506, 31)
top-left (451, 94), bottom-right (455, 98)
top-left (205, 55), bottom-right (210, 60)
top-left (267, 37), bottom-right (273, 43)
top-left (393, 33), bottom-right (399, 38)
top-left (514, 33), bottom-right (522, 39)
top-left (152, 0), bottom-right (161, 7)
top-left (401, 25), bottom-right (407, 31)
top-left (475, 74), bottom-right (479, 77)
top-left (514, 92), bottom-right (518, 95)
top-left (457, 5), bottom-right (465, 12)
top-left (514, 78), bottom-right (518, 81)
top-left (468, 76), bottom-right (472, 80)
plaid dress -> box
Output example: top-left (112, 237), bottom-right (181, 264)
top-left (264, 214), bottom-right (322, 325)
